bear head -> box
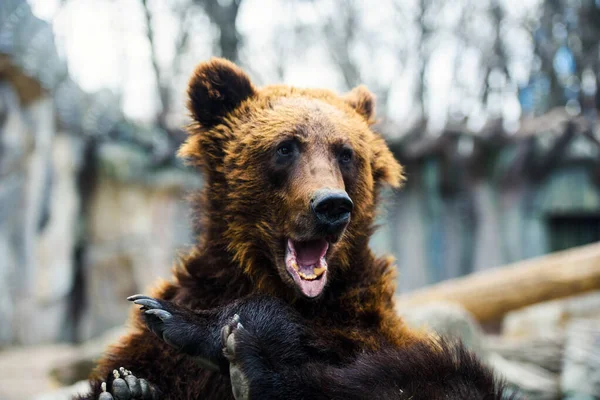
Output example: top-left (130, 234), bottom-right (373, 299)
top-left (180, 58), bottom-right (403, 299)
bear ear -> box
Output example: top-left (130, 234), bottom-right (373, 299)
top-left (371, 135), bottom-right (404, 188)
top-left (187, 58), bottom-right (256, 128)
top-left (344, 85), bottom-right (375, 123)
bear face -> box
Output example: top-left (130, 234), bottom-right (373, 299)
top-left (180, 58), bottom-right (403, 299)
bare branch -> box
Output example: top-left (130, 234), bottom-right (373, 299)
top-left (196, 0), bottom-right (242, 62)
top-left (172, 5), bottom-right (193, 79)
top-left (322, 0), bottom-right (361, 88)
top-left (141, 0), bottom-right (170, 130)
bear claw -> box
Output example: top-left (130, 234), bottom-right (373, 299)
top-left (128, 296), bottom-right (162, 311)
top-left (144, 309), bottom-right (172, 321)
top-left (128, 296), bottom-right (174, 340)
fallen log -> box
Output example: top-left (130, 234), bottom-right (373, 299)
top-left (395, 242), bottom-right (600, 323)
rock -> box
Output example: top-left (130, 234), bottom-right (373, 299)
top-left (78, 174), bottom-right (198, 340)
top-left (0, 83), bottom-right (84, 345)
top-left (486, 352), bottom-right (560, 400)
top-left (17, 133), bottom-right (82, 344)
top-left (485, 333), bottom-right (564, 373)
top-left (561, 319), bottom-right (600, 398)
top-left (502, 291), bottom-right (600, 339)
top-left (0, 79), bottom-right (200, 345)
top-left (400, 301), bottom-right (484, 354)
top-left (0, 82), bottom-right (38, 346)
top-left (15, 129), bottom-right (84, 345)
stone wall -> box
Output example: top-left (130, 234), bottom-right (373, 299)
top-left (79, 175), bottom-right (196, 341)
top-left (0, 79), bottom-right (201, 346)
top-left (0, 82), bottom-right (73, 345)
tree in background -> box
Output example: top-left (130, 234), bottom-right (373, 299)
top-left (520, 0), bottom-right (600, 117)
top-left (34, 0), bottom-right (600, 144)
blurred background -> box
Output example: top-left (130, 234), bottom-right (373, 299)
top-left (1, 0), bottom-right (600, 398)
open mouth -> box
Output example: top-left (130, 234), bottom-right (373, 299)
top-left (285, 238), bottom-right (329, 298)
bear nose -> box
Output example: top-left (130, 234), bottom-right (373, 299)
top-left (311, 189), bottom-right (354, 231)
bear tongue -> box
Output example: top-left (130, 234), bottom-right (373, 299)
top-left (294, 239), bottom-right (328, 266)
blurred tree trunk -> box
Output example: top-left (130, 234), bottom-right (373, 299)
top-left (578, 0), bottom-right (600, 113)
top-left (197, 0), bottom-right (242, 63)
top-left (482, 1), bottom-right (509, 116)
top-left (141, 0), bottom-right (170, 132)
top-left (324, 0), bottom-right (361, 88)
top-left (140, 0), bottom-right (195, 157)
top-left (416, 0), bottom-right (431, 121)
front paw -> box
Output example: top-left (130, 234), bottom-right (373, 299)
top-left (127, 295), bottom-right (187, 350)
top-left (128, 294), bottom-right (218, 371)
top-left (99, 367), bottom-right (158, 400)
top-left (221, 315), bottom-right (250, 400)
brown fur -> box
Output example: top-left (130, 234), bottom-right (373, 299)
top-left (84, 58), bottom-right (426, 399)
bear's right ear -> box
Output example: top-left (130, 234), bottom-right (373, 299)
top-left (344, 85), bottom-right (375, 124)
top-left (187, 58), bottom-right (256, 128)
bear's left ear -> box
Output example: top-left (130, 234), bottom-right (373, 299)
top-left (344, 85), bottom-right (375, 124)
top-left (371, 134), bottom-right (404, 188)
top-left (187, 58), bottom-right (256, 128)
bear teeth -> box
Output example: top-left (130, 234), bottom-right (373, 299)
top-left (298, 271), bottom-right (317, 280)
top-left (296, 266), bottom-right (326, 281)
top-left (287, 248), bottom-right (327, 281)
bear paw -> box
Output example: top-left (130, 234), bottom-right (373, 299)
top-left (128, 294), bottom-right (218, 371)
top-left (128, 295), bottom-right (188, 350)
top-left (221, 314), bottom-right (250, 400)
top-left (127, 294), bottom-right (173, 347)
top-left (99, 367), bottom-right (158, 400)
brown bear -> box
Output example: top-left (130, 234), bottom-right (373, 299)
top-left (79, 58), bottom-right (510, 400)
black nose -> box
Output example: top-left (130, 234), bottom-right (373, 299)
top-left (311, 189), bottom-right (353, 231)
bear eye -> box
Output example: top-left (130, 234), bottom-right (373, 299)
top-left (277, 144), bottom-right (292, 156)
top-left (275, 140), bottom-right (298, 164)
top-left (339, 147), bottom-right (354, 165)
